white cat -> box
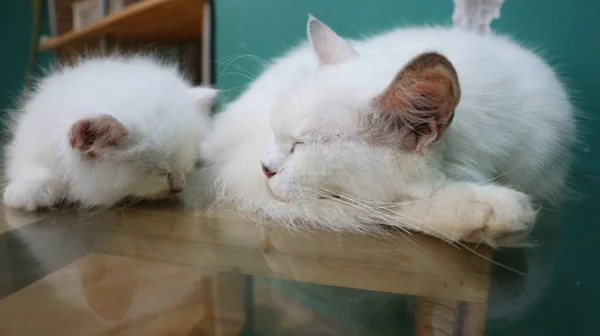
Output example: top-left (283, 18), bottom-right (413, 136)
top-left (3, 56), bottom-right (217, 210)
top-left (202, 17), bottom-right (575, 245)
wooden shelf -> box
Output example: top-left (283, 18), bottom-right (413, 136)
top-left (40, 0), bottom-right (204, 50)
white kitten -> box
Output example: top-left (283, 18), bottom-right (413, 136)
top-left (202, 17), bottom-right (575, 245)
top-left (3, 56), bottom-right (217, 210)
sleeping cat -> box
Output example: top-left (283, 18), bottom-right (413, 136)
top-left (202, 17), bottom-right (575, 245)
top-left (3, 56), bottom-right (217, 210)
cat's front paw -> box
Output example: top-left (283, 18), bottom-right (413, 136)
top-left (3, 181), bottom-right (63, 211)
top-left (463, 186), bottom-right (537, 246)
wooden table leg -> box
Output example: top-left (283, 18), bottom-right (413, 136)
top-left (415, 297), bottom-right (487, 336)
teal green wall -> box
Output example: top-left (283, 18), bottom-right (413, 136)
top-left (0, 1), bottom-right (34, 113)
top-left (215, 0), bottom-right (452, 103)
top-left (0, 1), bottom-right (53, 117)
top-left (216, 1), bottom-right (600, 335)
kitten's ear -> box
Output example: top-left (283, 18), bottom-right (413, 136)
top-left (307, 15), bottom-right (358, 65)
top-left (188, 86), bottom-right (218, 110)
top-left (69, 115), bottom-right (128, 157)
top-left (373, 52), bottom-right (460, 152)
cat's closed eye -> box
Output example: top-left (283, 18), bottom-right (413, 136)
top-left (290, 141), bottom-right (304, 154)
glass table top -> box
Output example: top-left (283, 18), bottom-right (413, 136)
top-left (0, 173), bottom-right (598, 335)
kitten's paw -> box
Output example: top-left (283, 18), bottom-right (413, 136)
top-left (463, 186), bottom-right (537, 246)
top-left (3, 181), bottom-right (63, 211)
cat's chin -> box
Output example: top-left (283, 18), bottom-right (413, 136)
top-left (265, 180), bottom-right (296, 203)
top-left (265, 185), bottom-right (288, 202)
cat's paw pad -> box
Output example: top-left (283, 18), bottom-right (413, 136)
top-left (3, 182), bottom-right (61, 211)
top-left (463, 187), bottom-right (537, 246)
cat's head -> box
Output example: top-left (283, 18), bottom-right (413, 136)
top-left (261, 17), bottom-right (460, 217)
top-left (65, 61), bottom-right (217, 202)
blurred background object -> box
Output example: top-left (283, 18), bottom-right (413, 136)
top-left (0, 0), bottom-right (213, 120)
top-left (452, 0), bottom-right (504, 34)
top-left (42, 0), bottom-right (212, 84)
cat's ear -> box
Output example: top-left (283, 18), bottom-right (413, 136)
top-left (307, 15), bottom-right (358, 65)
top-left (372, 52), bottom-right (460, 153)
top-left (69, 115), bottom-right (128, 157)
top-left (188, 86), bottom-right (218, 110)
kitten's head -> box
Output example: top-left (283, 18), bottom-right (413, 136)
top-left (260, 17), bottom-right (460, 223)
top-left (64, 58), bottom-right (217, 203)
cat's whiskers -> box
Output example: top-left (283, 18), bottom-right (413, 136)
top-left (216, 54), bottom-right (272, 83)
top-left (320, 161), bottom-right (528, 210)
top-left (319, 189), bottom-right (421, 235)
top-left (478, 162), bottom-right (528, 185)
top-left (379, 206), bottom-right (459, 246)
top-left (320, 188), bottom-right (419, 229)
top-left (453, 240), bottom-right (525, 276)
top-left (241, 54), bottom-right (271, 69)
top-left (218, 54), bottom-right (271, 69)
top-left (217, 57), bottom-right (258, 82)
top-left (329, 197), bottom-right (431, 250)
top-left (332, 191), bottom-right (461, 246)
top-left (322, 188), bottom-right (469, 247)
top-left (323, 189), bottom-right (526, 275)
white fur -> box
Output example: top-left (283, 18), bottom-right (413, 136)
top-left (202, 18), bottom-right (575, 244)
top-left (4, 56), bottom-right (217, 210)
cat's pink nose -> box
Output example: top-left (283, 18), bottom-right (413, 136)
top-left (261, 163), bottom-right (276, 179)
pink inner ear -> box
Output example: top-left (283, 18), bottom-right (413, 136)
top-left (69, 115), bottom-right (128, 155)
top-left (373, 53), bottom-right (461, 153)
top-left (307, 16), bottom-right (359, 65)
